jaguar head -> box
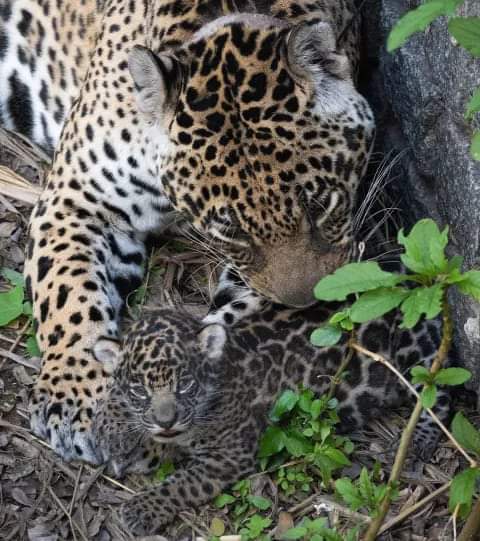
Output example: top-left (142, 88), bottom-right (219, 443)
top-left (93, 312), bottom-right (227, 442)
top-left (129, 19), bottom-right (374, 307)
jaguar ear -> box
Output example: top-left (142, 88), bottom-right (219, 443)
top-left (198, 324), bottom-right (227, 360)
top-left (287, 22), bottom-right (351, 81)
top-left (128, 45), bottom-right (182, 118)
top-left (93, 337), bottom-right (121, 374)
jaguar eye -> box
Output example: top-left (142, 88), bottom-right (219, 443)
top-left (178, 379), bottom-right (196, 394)
top-left (128, 383), bottom-right (149, 400)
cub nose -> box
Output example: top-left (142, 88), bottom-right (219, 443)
top-left (151, 392), bottom-right (177, 428)
top-left (154, 410), bottom-right (177, 429)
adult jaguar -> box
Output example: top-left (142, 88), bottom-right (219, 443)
top-left (92, 305), bottom-right (447, 536)
top-left (0, 0), bottom-right (374, 463)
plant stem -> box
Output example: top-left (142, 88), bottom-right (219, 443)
top-left (327, 333), bottom-right (355, 400)
top-left (362, 299), bottom-right (454, 540)
top-left (458, 498), bottom-right (480, 541)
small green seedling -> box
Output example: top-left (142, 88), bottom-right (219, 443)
top-left (0, 267), bottom-right (40, 357)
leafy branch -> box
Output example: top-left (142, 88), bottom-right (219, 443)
top-left (310, 218), bottom-right (480, 539)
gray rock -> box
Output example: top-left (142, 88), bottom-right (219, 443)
top-left (362, 1), bottom-right (480, 394)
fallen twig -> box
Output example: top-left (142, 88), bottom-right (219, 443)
top-left (0, 418), bottom-right (137, 494)
top-left (48, 485), bottom-right (89, 541)
top-left (378, 481), bottom-right (451, 534)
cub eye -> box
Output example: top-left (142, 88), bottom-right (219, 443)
top-left (128, 383), bottom-right (149, 400)
top-left (178, 378), bottom-right (196, 394)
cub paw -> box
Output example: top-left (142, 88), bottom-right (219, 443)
top-left (120, 493), bottom-right (168, 536)
top-left (29, 357), bottom-right (108, 464)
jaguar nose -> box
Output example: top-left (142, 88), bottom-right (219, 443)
top-left (154, 411), bottom-right (178, 429)
top-left (151, 392), bottom-right (177, 429)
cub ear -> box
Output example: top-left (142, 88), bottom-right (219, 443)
top-left (198, 324), bottom-right (227, 360)
top-left (93, 337), bottom-right (121, 375)
top-left (287, 22), bottom-right (351, 81)
top-left (128, 45), bottom-right (183, 118)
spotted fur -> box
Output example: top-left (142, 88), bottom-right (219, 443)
top-left (93, 305), bottom-right (449, 536)
top-left (0, 0), bottom-right (374, 462)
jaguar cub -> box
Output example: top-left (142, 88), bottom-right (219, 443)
top-left (93, 305), bottom-right (448, 535)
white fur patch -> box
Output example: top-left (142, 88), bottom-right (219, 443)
top-left (189, 13), bottom-right (289, 44)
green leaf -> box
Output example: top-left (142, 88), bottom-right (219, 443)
top-left (311, 399), bottom-right (323, 420)
top-left (329, 311), bottom-right (349, 325)
top-left (456, 270), bottom-right (480, 300)
top-left (209, 517), bottom-right (225, 537)
top-left (387, 0), bottom-right (465, 52)
top-left (1, 268), bottom-right (25, 287)
top-left (448, 17), bottom-right (480, 57)
top-left (0, 285), bottom-right (25, 326)
top-left (323, 446), bottom-right (351, 467)
top-left (258, 426), bottom-right (286, 457)
top-left (310, 325), bottom-right (342, 347)
top-left (410, 365), bottom-right (432, 385)
top-left (465, 87), bottom-right (480, 119)
top-left (26, 335), bottom-right (41, 357)
top-left (350, 287), bottom-right (409, 323)
top-left (335, 478), bottom-right (363, 511)
top-left (285, 429), bottom-right (314, 457)
top-left (214, 493), bottom-right (236, 508)
top-left (359, 468), bottom-right (375, 504)
top-left (314, 262), bottom-right (401, 301)
top-left (298, 389), bottom-right (314, 413)
top-left (452, 412), bottom-right (480, 455)
top-left (244, 515), bottom-right (272, 537)
top-left (154, 461), bottom-right (175, 481)
top-left (281, 527), bottom-right (308, 540)
top-left (270, 389), bottom-right (299, 422)
top-left (434, 367), bottom-right (472, 386)
top-left (447, 255), bottom-right (464, 274)
top-left (400, 284), bottom-right (444, 328)
top-left (471, 131), bottom-right (480, 161)
top-left (449, 467), bottom-right (480, 517)
top-left (339, 317), bottom-right (354, 331)
top-left (421, 385), bottom-right (437, 409)
top-left (398, 219), bottom-right (449, 275)
top-left (248, 495), bottom-right (272, 510)
top-left (22, 301), bottom-right (33, 316)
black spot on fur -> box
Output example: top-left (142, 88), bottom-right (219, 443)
top-left (8, 71), bottom-right (33, 138)
top-left (37, 256), bottom-right (53, 282)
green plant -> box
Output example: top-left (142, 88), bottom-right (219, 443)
top-left (281, 517), bottom-right (359, 541)
top-left (276, 463), bottom-right (314, 496)
top-left (312, 219), bottom-right (480, 350)
top-left (335, 466), bottom-right (397, 517)
top-left (310, 218), bottom-right (480, 539)
top-left (153, 461), bottom-right (175, 482)
top-left (410, 365), bottom-right (471, 408)
top-left (387, 0), bottom-right (480, 160)
top-left (259, 388), bottom-right (353, 487)
top-left (214, 479), bottom-right (273, 539)
top-left (0, 267), bottom-right (40, 357)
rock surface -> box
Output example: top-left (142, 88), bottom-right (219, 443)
top-left (361, 1), bottom-right (480, 394)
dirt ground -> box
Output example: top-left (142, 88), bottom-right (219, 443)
top-left (0, 127), bottom-right (477, 541)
